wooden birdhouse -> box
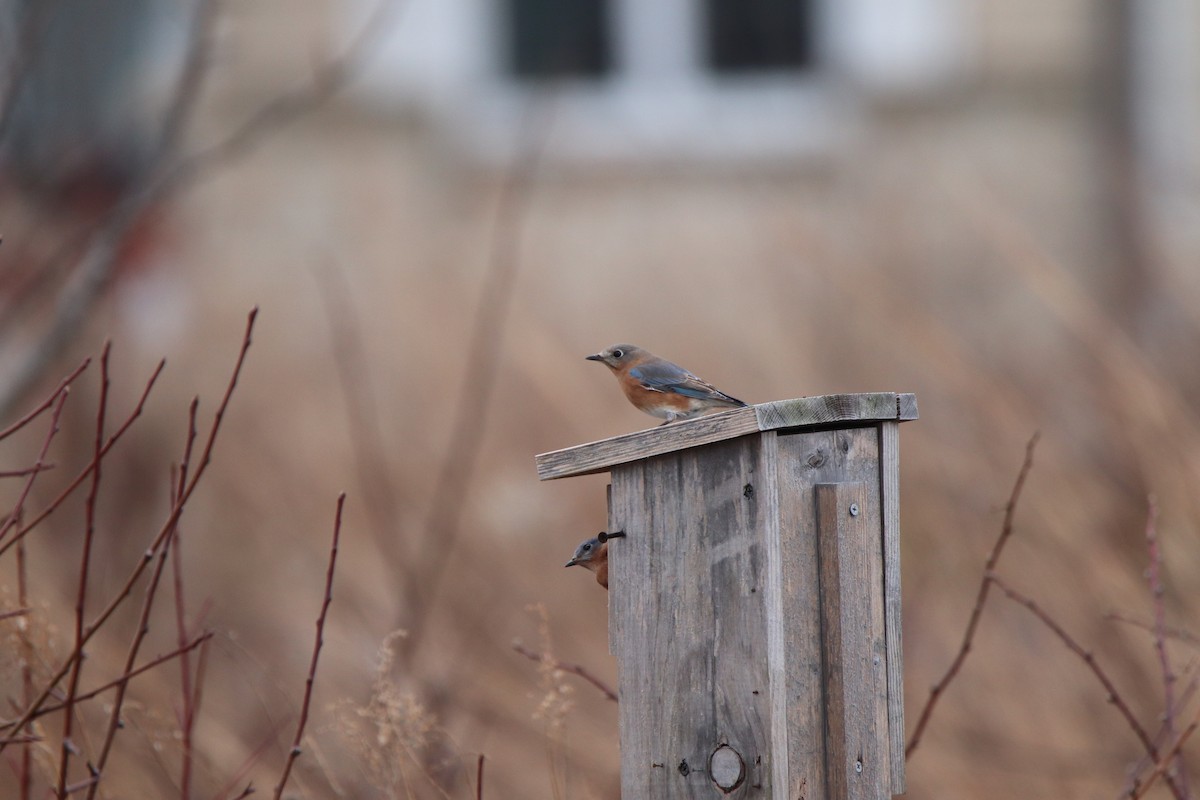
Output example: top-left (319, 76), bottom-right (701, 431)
top-left (536, 393), bottom-right (918, 799)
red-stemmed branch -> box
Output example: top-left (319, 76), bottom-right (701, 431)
top-left (0, 308), bottom-right (256, 757)
top-left (56, 342), bottom-right (110, 797)
top-left (1132, 701), bottom-right (1200, 800)
top-left (989, 572), bottom-right (1185, 800)
top-left (0, 358), bottom-right (165, 559)
top-left (170, 401), bottom-right (202, 800)
top-left (0, 357), bottom-right (89, 442)
top-left (272, 491), bottom-right (346, 800)
top-left (26, 633), bottom-right (215, 721)
top-left (512, 642), bottom-right (619, 703)
top-left (15, 527), bottom-right (33, 800)
top-left (0, 389), bottom-right (72, 544)
top-left (905, 432), bottom-right (1039, 759)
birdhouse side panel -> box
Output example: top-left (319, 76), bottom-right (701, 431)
top-left (775, 426), bottom-right (889, 800)
top-left (608, 435), bottom-right (776, 798)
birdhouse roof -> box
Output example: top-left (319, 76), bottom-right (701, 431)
top-left (535, 392), bottom-right (918, 480)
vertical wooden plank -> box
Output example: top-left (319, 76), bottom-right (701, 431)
top-left (774, 427), bottom-right (882, 799)
top-left (760, 431), bottom-right (791, 796)
top-left (816, 482), bottom-right (889, 800)
top-left (879, 422), bottom-right (906, 795)
top-left (609, 437), bottom-right (775, 798)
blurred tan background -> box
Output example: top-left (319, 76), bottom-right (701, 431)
top-left (2, 0), bottom-right (1200, 797)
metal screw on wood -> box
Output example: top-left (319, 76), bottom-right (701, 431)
top-left (849, 503), bottom-right (860, 516)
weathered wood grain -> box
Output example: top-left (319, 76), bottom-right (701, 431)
top-left (753, 393), bottom-right (917, 431)
top-left (537, 393), bottom-right (917, 480)
top-left (816, 481), bottom-right (889, 800)
top-left (879, 422), bottom-right (906, 794)
top-left (608, 437), bottom-right (775, 798)
top-left (586, 400), bottom-right (912, 799)
top-left (774, 428), bottom-right (885, 799)
top-left (539, 406), bottom-right (760, 480)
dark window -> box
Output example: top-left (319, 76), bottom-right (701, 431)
top-left (705, 0), bottom-right (813, 73)
top-left (506, 0), bottom-right (611, 78)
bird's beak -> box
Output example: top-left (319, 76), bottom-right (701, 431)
top-left (585, 353), bottom-right (605, 362)
top-left (564, 558), bottom-right (579, 568)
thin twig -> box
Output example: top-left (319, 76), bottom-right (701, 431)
top-left (0, 464), bottom-right (55, 478)
top-left (1142, 495), bottom-right (1189, 795)
top-left (56, 342), bottom-right (110, 798)
top-left (171, 403), bottom-right (201, 800)
top-left (0, 357), bottom-right (89, 441)
top-left (62, 775), bottom-right (100, 796)
top-left (0, 389), bottom-right (72, 545)
top-left (16, 527), bottom-right (33, 800)
top-left (25, 633), bottom-right (215, 721)
top-left (210, 727), bottom-right (280, 800)
top-left (0, 358), bottom-right (165, 559)
top-left (1107, 613), bottom-right (1200, 649)
top-left (990, 573), bottom-right (1184, 800)
top-left (476, 754), bottom-right (485, 800)
top-left (905, 432), bottom-right (1039, 759)
top-left (0, 310), bottom-right (255, 756)
top-left (512, 642), bottom-right (618, 703)
top-left (272, 492), bottom-right (346, 800)
top-left (84, 426), bottom-right (192, 798)
top-left (1131, 701), bottom-right (1200, 799)
top-left (0, 735), bottom-right (42, 746)
top-left (0, 606), bottom-right (31, 622)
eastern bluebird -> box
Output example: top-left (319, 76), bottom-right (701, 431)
top-left (586, 344), bottom-right (748, 424)
top-left (564, 530), bottom-right (625, 590)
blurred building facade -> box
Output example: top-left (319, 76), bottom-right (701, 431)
top-left (347, 0), bottom-right (1200, 337)
top-left (352, 0), bottom-right (971, 162)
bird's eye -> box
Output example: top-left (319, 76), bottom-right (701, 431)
top-left (611, 349), bottom-right (624, 359)
top-left (582, 543), bottom-right (592, 552)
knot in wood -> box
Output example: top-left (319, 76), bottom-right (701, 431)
top-left (709, 745), bottom-right (745, 792)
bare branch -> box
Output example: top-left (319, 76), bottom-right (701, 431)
top-left (1141, 495), bottom-right (1189, 795)
top-left (990, 573), bottom-right (1184, 800)
top-left (512, 641), bottom-right (618, 704)
top-left (0, 606), bottom-right (31, 622)
top-left (905, 432), bottom-right (1039, 759)
top-left (1107, 612), bottom-right (1200, 649)
top-left (272, 492), bottom-right (346, 800)
top-left (0, 357), bottom-right (89, 441)
top-left (0, 358), bottom-right (165, 559)
top-left (56, 342), bottom-right (110, 797)
top-left (0, 464), bottom-right (56, 478)
top-left (19, 633), bottom-right (215, 722)
top-left (1131, 702), bottom-right (1200, 799)
top-left (0, 388), bottom-right (71, 544)
top-left (0, 309), bottom-right (255, 756)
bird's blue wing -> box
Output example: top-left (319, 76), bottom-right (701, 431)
top-left (630, 361), bottom-right (734, 402)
